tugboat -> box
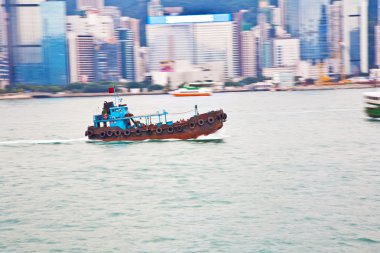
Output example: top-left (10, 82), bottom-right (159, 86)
top-left (85, 91), bottom-right (227, 141)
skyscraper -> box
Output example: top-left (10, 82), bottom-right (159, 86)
top-left (283, 0), bottom-right (300, 37)
top-left (121, 17), bottom-right (143, 81)
top-left (343, 0), bottom-right (368, 74)
top-left (7, 0), bottom-right (68, 85)
top-left (0, 0), bottom-right (9, 88)
top-left (299, 0), bottom-right (329, 61)
top-left (100, 6), bottom-right (121, 28)
top-left (117, 28), bottom-right (135, 81)
top-left (77, 0), bottom-right (104, 10)
top-left (273, 38), bottom-right (300, 67)
top-left (40, 1), bottom-right (69, 85)
top-left (375, 24), bottom-right (380, 67)
top-left (284, 0), bottom-right (329, 62)
top-left (94, 41), bottom-right (118, 82)
top-left (146, 14), bottom-right (238, 79)
top-left (375, 0), bottom-right (380, 67)
top-left (241, 31), bottom-right (257, 77)
top-left (368, 0), bottom-right (379, 69)
top-left (328, 1), bottom-right (344, 75)
top-left (67, 34), bottom-right (95, 83)
top-left (148, 0), bottom-right (164, 17)
top-left (318, 5), bottom-right (329, 60)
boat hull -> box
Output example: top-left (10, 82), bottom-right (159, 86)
top-left (171, 92), bottom-right (212, 97)
top-left (86, 110), bottom-right (226, 141)
top-left (365, 106), bottom-right (380, 118)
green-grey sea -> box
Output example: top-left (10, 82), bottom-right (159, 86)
top-left (0, 89), bottom-right (379, 252)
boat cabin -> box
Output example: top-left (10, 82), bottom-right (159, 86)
top-left (93, 101), bottom-right (172, 130)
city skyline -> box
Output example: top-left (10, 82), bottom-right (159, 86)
top-left (0, 0), bottom-right (379, 89)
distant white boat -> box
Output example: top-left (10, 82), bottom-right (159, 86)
top-left (250, 82), bottom-right (273, 91)
top-left (170, 86), bottom-right (212, 97)
top-left (170, 82), bottom-right (213, 97)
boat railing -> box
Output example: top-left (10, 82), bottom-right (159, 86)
top-left (94, 110), bottom-right (170, 124)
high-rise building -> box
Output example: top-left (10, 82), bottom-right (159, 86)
top-left (328, 1), bottom-right (343, 74)
top-left (7, 0), bottom-right (68, 85)
top-left (233, 10), bottom-right (247, 76)
top-left (40, 2), bottom-right (69, 85)
top-left (273, 38), bottom-right (300, 67)
top-left (343, 0), bottom-right (369, 74)
top-left (94, 41), bottom-right (118, 82)
top-left (283, 0), bottom-right (300, 37)
top-left (0, 0), bottom-right (9, 88)
top-left (121, 17), bottom-right (143, 81)
top-left (279, 0), bottom-right (286, 30)
top-left (375, 25), bottom-right (380, 67)
top-left (67, 12), bottom-right (114, 41)
top-left (117, 28), bottom-right (135, 81)
top-left (318, 5), bottom-right (329, 60)
top-left (77, 0), bottom-right (104, 10)
top-left (376, 0), bottom-right (380, 67)
top-left (148, 0), bottom-right (164, 17)
top-left (284, 0), bottom-right (329, 62)
top-left (241, 31), bottom-right (257, 77)
top-left (257, 2), bottom-right (275, 73)
top-left (299, 0), bottom-right (329, 61)
top-left (100, 6), bottom-right (121, 28)
top-left (68, 34), bottom-right (95, 83)
top-left (368, 0), bottom-right (379, 69)
top-left (146, 14), bottom-right (239, 79)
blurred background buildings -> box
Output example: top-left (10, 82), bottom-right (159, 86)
top-left (0, 0), bottom-right (379, 89)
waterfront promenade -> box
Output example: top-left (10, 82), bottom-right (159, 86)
top-left (0, 83), bottom-right (376, 100)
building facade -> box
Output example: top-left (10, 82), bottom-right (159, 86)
top-left (283, 0), bottom-right (300, 37)
top-left (241, 31), bottom-right (257, 77)
top-left (148, 0), bottom-right (164, 17)
top-left (0, 0), bottom-right (9, 88)
top-left (117, 28), bottom-right (135, 81)
top-left (376, 0), bottom-right (380, 68)
top-left (343, 0), bottom-right (368, 74)
top-left (68, 34), bottom-right (95, 83)
top-left (273, 38), bottom-right (300, 67)
top-left (376, 25), bottom-right (380, 67)
top-left (77, 0), bottom-right (104, 10)
top-left (146, 14), bottom-right (239, 80)
top-left (121, 17), bottom-right (143, 81)
top-left (94, 41), bottom-right (118, 82)
top-left (299, 0), bottom-right (329, 61)
top-left (67, 12), bottom-right (114, 41)
top-left (7, 0), bottom-right (68, 85)
top-left (328, 1), bottom-right (343, 75)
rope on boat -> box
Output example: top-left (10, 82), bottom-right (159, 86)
top-left (169, 109), bottom-right (195, 115)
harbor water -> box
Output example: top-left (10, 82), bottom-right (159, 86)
top-left (0, 89), bottom-right (379, 252)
